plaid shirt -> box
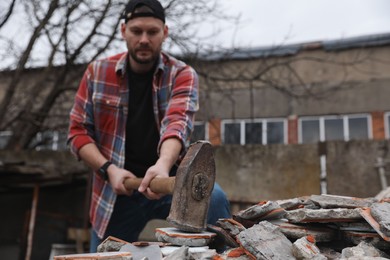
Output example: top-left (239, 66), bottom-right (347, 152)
top-left (68, 51), bottom-right (199, 238)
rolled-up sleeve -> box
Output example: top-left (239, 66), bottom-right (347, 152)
top-left (158, 65), bottom-right (199, 158)
top-left (67, 64), bottom-right (96, 159)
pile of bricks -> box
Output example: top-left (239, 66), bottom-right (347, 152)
top-left (55, 189), bottom-right (390, 259)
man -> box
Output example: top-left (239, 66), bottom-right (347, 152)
top-left (68, 0), bottom-right (231, 252)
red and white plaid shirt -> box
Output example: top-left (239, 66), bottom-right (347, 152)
top-left (68, 51), bottom-right (199, 238)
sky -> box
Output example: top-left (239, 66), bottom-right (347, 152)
top-left (206, 0), bottom-right (390, 48)
top-left (1, 0), bottom-right (390, 68)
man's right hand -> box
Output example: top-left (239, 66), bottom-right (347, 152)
top-left (107, 164), bottom-right (135, 196)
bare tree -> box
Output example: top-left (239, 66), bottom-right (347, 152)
top-left (0, 0), bottom-right (234, 149)
top-left (0, 0), bottom-right (16, 28)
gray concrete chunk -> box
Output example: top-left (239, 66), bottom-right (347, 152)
top-left (236, 221), bottom-right (295, 260)
top-left (216, 218), bottom-right (245, 236)
top-left (310, 194), bottom-right (374, 209)
top-left (155, 228), bottom-right (216, 247)
top-left (235, 201), bottom-right (285, 221)
top-left (270, 219), bottom-right (336, 242)
top-left (285, 208), bottom-right (363, 223)
top-left (292, 236), bottom-right (327, 260)
top-left (276, 197), bottom-right (306, 210)
top-left (370, 202), bottom-right (390, 237)
top-left (375, 187), bottom-right (390, 201)
top-left (163, 246), bottom-right (190, 260)
top-left (341, 241), bottom-right (390, 258)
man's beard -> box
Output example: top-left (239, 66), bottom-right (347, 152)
top-left (129, 46), bottom-right (160, 65)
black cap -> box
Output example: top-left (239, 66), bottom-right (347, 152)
top-left (122, 0), bottom-right (165, 23)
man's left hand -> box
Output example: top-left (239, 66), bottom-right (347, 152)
top-left (139, 161), bottom-right (170, 200)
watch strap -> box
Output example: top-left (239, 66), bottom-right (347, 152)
top-left (98, 161), bottom-right (112, 181)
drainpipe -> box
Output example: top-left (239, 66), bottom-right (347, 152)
top-left (376, 157), bottom-right (388, 190)
top-left (318, 142), bottom-right (327, 194)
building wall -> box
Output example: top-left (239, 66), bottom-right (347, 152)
top-left (0, 43), bottom-right (389, 148)
top-left (191, 44), bottom-right (390, 146)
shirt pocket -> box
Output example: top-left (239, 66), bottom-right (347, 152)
top-left (92, 93), bottom-right (123, 135)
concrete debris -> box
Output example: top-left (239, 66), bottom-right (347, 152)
top-left (360, 207), bottom-right (390, 242)
top-left (65, 190), bottom-right (390, 260)
top-left (285, 208), bottom-right (363, 223)
top-left (155, 227), bottom-right (216, 247)
top-left (270, 219), bottom-right (336, 242)
top-left (207, 224), bottom-right (239, 248)
top-left (375, 187), bottom-right (390, 201)
top-left (119, 244), bottom-right (162, 260)
top-left (336, 221), bottom-right (376, 233)
top-left (236, 221), bottom-right (295, 260)
top-left (291, 235), bottom-right (327, 260)
top-left (161, 245), bottom-right (215, 259)
top-left (216, 218), bottom-right (245, 236)
top-left (234, 200), bottom-right (286, 221)
top-left (53, 252), bottom-right (132, 260)
top-left (341, 241), bottom-right (390, 259)
top-left (342, 231), bottom-right (390, 251)
top-left (163, 246), bottom-right (190, 260)
top-left (216, 247), bottom-right (252, 259)
top-left (98, 236), bottom-right (128, 253)
top-left (276, 197), bottom-right (307, 210)
top-left (310, 194), bottom-right (374, 209)
top-left (318, 247), bottom-right (342, 259)
top-left (370, 202), bottom-right (390, 237)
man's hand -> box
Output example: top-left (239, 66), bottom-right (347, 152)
top-left (107, 164), bottom-right (136, 196)
top-left (139, 160), bottom-right (170, 200)
top-left (139, 138), bottom-right (182, 200)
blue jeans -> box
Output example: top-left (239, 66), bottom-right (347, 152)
top-left (90, 183), bottom-right (230, 252)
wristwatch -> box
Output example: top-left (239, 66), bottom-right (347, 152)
top-left (98, 161), bottom-right (112, 181)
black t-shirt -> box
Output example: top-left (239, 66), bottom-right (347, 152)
top-left (124, 67), bottom-right (160, 177)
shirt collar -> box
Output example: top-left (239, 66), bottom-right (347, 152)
top-left (115, 52), bottom-right (165, 77)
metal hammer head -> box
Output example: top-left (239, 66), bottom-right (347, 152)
top-left (167, 141), bottom-right (216, 232)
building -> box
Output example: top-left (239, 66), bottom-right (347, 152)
top-left (189, 33), bottom-right (390, 147)
top-left (1, 33), bottom-right (390, 150)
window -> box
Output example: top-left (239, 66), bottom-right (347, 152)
top-left (0, 130), bottom-right (68, 150)
top-left (301, 120), bottom-right (320, 144)
top-left (299, 114), bottom-right (371, 144)
top-left (0, 131), bottom-right (12, 149)
top-left (29, 130), bottom-right (68, 151)
top-left (223, 122), bottom-right (241, 144)
top-left (222, 119), bottom-right (286, 145)
top-left (191, 122), bottom-right (207, 143)
top-left (245, 122), bottom-right (262, 144)
top-left (349, 117), bottom-right (369, 140)
top-left (325, 118), bottom-right (344, 141)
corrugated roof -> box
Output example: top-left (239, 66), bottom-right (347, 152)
top-left (322, 33), bottom-right (390, 51)
top-left (199, 32), bottom-right (390, 61)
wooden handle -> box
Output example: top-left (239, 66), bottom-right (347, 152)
top-left (123, 176), bottom-right (175, 194)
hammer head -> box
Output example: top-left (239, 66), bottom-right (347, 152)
top-left (167, 141), bottom-right (216, 232)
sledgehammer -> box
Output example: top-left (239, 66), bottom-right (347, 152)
top-left (123, 141), bottom-right (216, 232)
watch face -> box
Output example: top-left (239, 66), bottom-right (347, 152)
top-left (98, 165), bottom-right (109, 180)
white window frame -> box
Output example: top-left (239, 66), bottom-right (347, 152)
top-left (0, 130), bottom-right (68, 151)
top-left (298, 114), bottom-right (372, 144)
top-left (221, 118), bottom-right (287, 145)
